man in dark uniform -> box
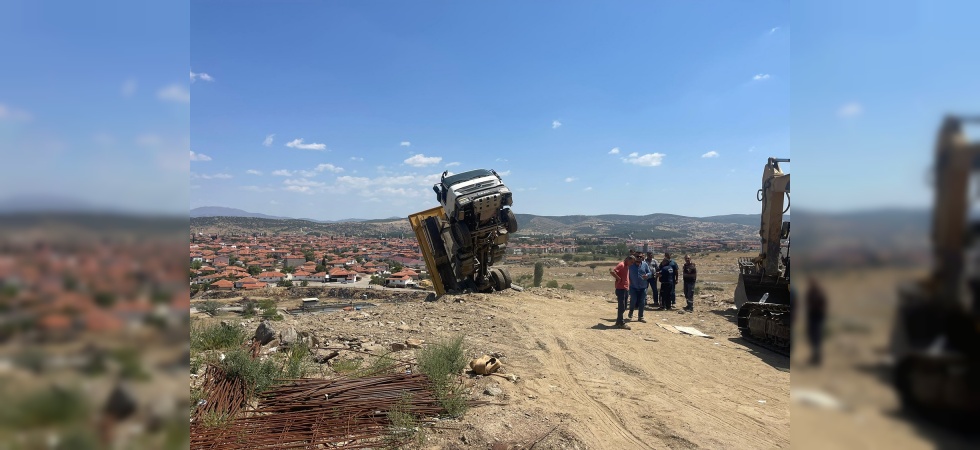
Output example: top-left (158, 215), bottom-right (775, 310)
top-left (657, 256), bottom-right (677, 310)
top-left (682, 255), bottom-right (697, 311)
top-left (663, 252), bottom-right (680, 308)
top-left (806, 277), bottom-right (828, 366)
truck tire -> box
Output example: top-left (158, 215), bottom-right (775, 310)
top-left (501, 208), bottom-right (518, 234)
top-left (452, 221), bottom-right (472, 250)
top-left (490, 268), bottom-right (505, 291)
top-left (499, 268), bottom-right (512, 290)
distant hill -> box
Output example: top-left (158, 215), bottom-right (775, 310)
top-left (191, 211), bottom-right (770, 241)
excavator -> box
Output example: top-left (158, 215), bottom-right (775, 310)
top-left (734, 157), bottom-right (791, 356)
top-left (890, 116), bottom-right (980, 428)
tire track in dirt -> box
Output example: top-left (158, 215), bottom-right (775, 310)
top-left (509, 316), bottom-right (660, 449)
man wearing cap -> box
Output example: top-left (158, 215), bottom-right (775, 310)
top-left (658, 252), bottom-right (680, 310)
top-left (608, 255), bottom-right (632, 329)
top-left (627, 254), bottom-right (652, 322)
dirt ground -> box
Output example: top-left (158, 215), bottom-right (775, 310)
top-left (790, 268), bottom-right (978, 450)
top-left (196, 251), bottom-right (790, 449)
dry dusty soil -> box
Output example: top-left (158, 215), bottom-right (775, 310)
top-left (198, 252), bottom-right (790, 449)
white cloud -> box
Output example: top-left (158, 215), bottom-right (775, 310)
top-left (608, 147), bottom-right (620, 155)
top-left (0, 103), bottom-right (32, 121)
top-left (157, 84), bottom-right (190, 103)
top-left (400, 141), bottom-right (411, 147)
top-left (284, 185), bottom-right (313, 194)
top-left (497, 170), bottom-right (511, 176)
top-left (584, 187), bottom-right (593, 191)
top-left (446, 162), bottom-right (461, 167)
top-left (246, 169), bottom-right (262, 175)
top-left (552, 120), bottom-right (562, 129)
top-left (496, 158), bottom-right (508, 162)
top-left (404, 154), bottom-right (442, 167)
top-left (622, 152), bottom-right (666, 167)
top-left (284, 178), bottom-right (326, 188)
top-left (701, 151), bottom-right (719, 158)
top-left (240, 185), bottom-right (274, 192)
top-left (285, 138), bottom-right (327, 151)
top-left (350, 156), bottom-right (364, 161)
top-left (749, 146), bottom-right (756, 153)
top-left (191, 172), bottom-right (232, 180)
top-left (769, 27), bottom-right (779, 34)
top-left (190, 70), bottom-right (214, 82)
top-left (297, 170), bottom-right (317, 177)
top-left (189, 150), bottom-right (212, 161)
top-left (752, 74), bottom-right (771, 81)
top-left (263, 134), bottom-right (274, 147)
top-left (565, 177), bottom-right (577, 182)
top-left (121, 79), bottom-right (137, 98)
top-left (272, 169), bottom-right (293, 176)
top-left (315, 163), bottom-right (344, 173)
top-left (838, 102), bottom-right (863, 119)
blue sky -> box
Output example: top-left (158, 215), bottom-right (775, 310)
top-left (792, 0), bottom-right (980, 213)
top-left (191, 1), bottom-right (790, 220)
top-left (0, 1), bottom-right (189, 215)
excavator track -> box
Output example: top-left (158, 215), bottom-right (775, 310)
top-left (736, 303), bottom-right (791, 356)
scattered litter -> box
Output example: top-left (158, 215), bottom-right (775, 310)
top-left (673, 326), bottom-right (713, 338)
top-left (470, 355), bottom-right (501, 375)
top-left (758, 400), bottom-right (766, 404)
top-left (791, 388), bottom-right (846, 411)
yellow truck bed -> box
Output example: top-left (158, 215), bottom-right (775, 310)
top-left (408, 206), bottom-right (448, 297)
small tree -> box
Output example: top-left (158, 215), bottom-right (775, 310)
top-left (191, 260), bottom-right (203, 270)
top-left (247, 265), bottom-right (262, 276)
top-left (277, 279), bottom-right (293, 287)
top-left (300, 280), bottom-right (309, 287)
top-left (562, 254), bottom-right (574, 262)
top-left (533, 262), bottom-right (544, 287)
top-left (589, 263), bottom-right (598, 275)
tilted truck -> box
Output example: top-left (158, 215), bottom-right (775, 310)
top-left (408, 169), bottom-right (518, 296)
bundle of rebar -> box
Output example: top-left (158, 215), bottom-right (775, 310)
top-left (190, 371), bottom-right (458, 449)
top-left (193, 364), bottom-right (248, 422)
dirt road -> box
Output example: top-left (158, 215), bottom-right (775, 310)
top-left (204, 253), bottom-right (790, 449)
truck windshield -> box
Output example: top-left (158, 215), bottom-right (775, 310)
top-left (442, 169), bottom-right (493, 188)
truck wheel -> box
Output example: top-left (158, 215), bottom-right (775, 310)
top-left (501, 209), bottom-right (518, 233)
top-left (452, 221), bottom-right (472, 250)
top-left (490, 268), bottom-right (504, 291)
top-left (499, 268), bottom-right (512, 290)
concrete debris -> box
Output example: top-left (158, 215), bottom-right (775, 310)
top-left (406, 338), bottom-right (424, 348)
top-left (484, 384), bottom-right (503, 397)
top-left (254, 320), bottom-right (277, 345)
top-left (673, 326), bottom-right (713, 338)
top-left (280, 327), bottom-right (298, 345)
top-left (791, 388), bottom-right (847, 411)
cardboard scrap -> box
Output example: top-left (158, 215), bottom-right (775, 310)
top-left (673, 326), bottom-right (713, 338)
top-left (657, 323), bottom-right (681, 334)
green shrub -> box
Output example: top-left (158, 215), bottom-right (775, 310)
top-left (545, 280), bottom-right (559, 288)
top-left (415, 335), bottom-right (468, 417)
top-left (560, 283), bottom-right (575, 290)
top-left (219, 348), bottom-right (281, 396)
top-left (190, 321), bottom-right (246, 352)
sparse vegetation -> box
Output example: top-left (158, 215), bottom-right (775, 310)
top-left (191, 320), bottom-right (247, 352)
top-left (258, 298), bottom-right (282, 321)
top-left (198, 300), bottom-right (221, 316)
top-left (546, 280), bottom-right (559, 288)
top-left (561, 283), bottom-right (575, 290)
top-left (704, 285), bottom-right (724, 291)
top-left (415, 335), bottom-right (468, 418)
top-left (385, 392), bottom-right (425, 448)
top-left (283, 342), bottom-right (313, 379)
top-left (219, 348), bottom-right (282, 396)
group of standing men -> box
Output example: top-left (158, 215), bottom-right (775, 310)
top-left (609, 251), bottom-right (698, 330)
